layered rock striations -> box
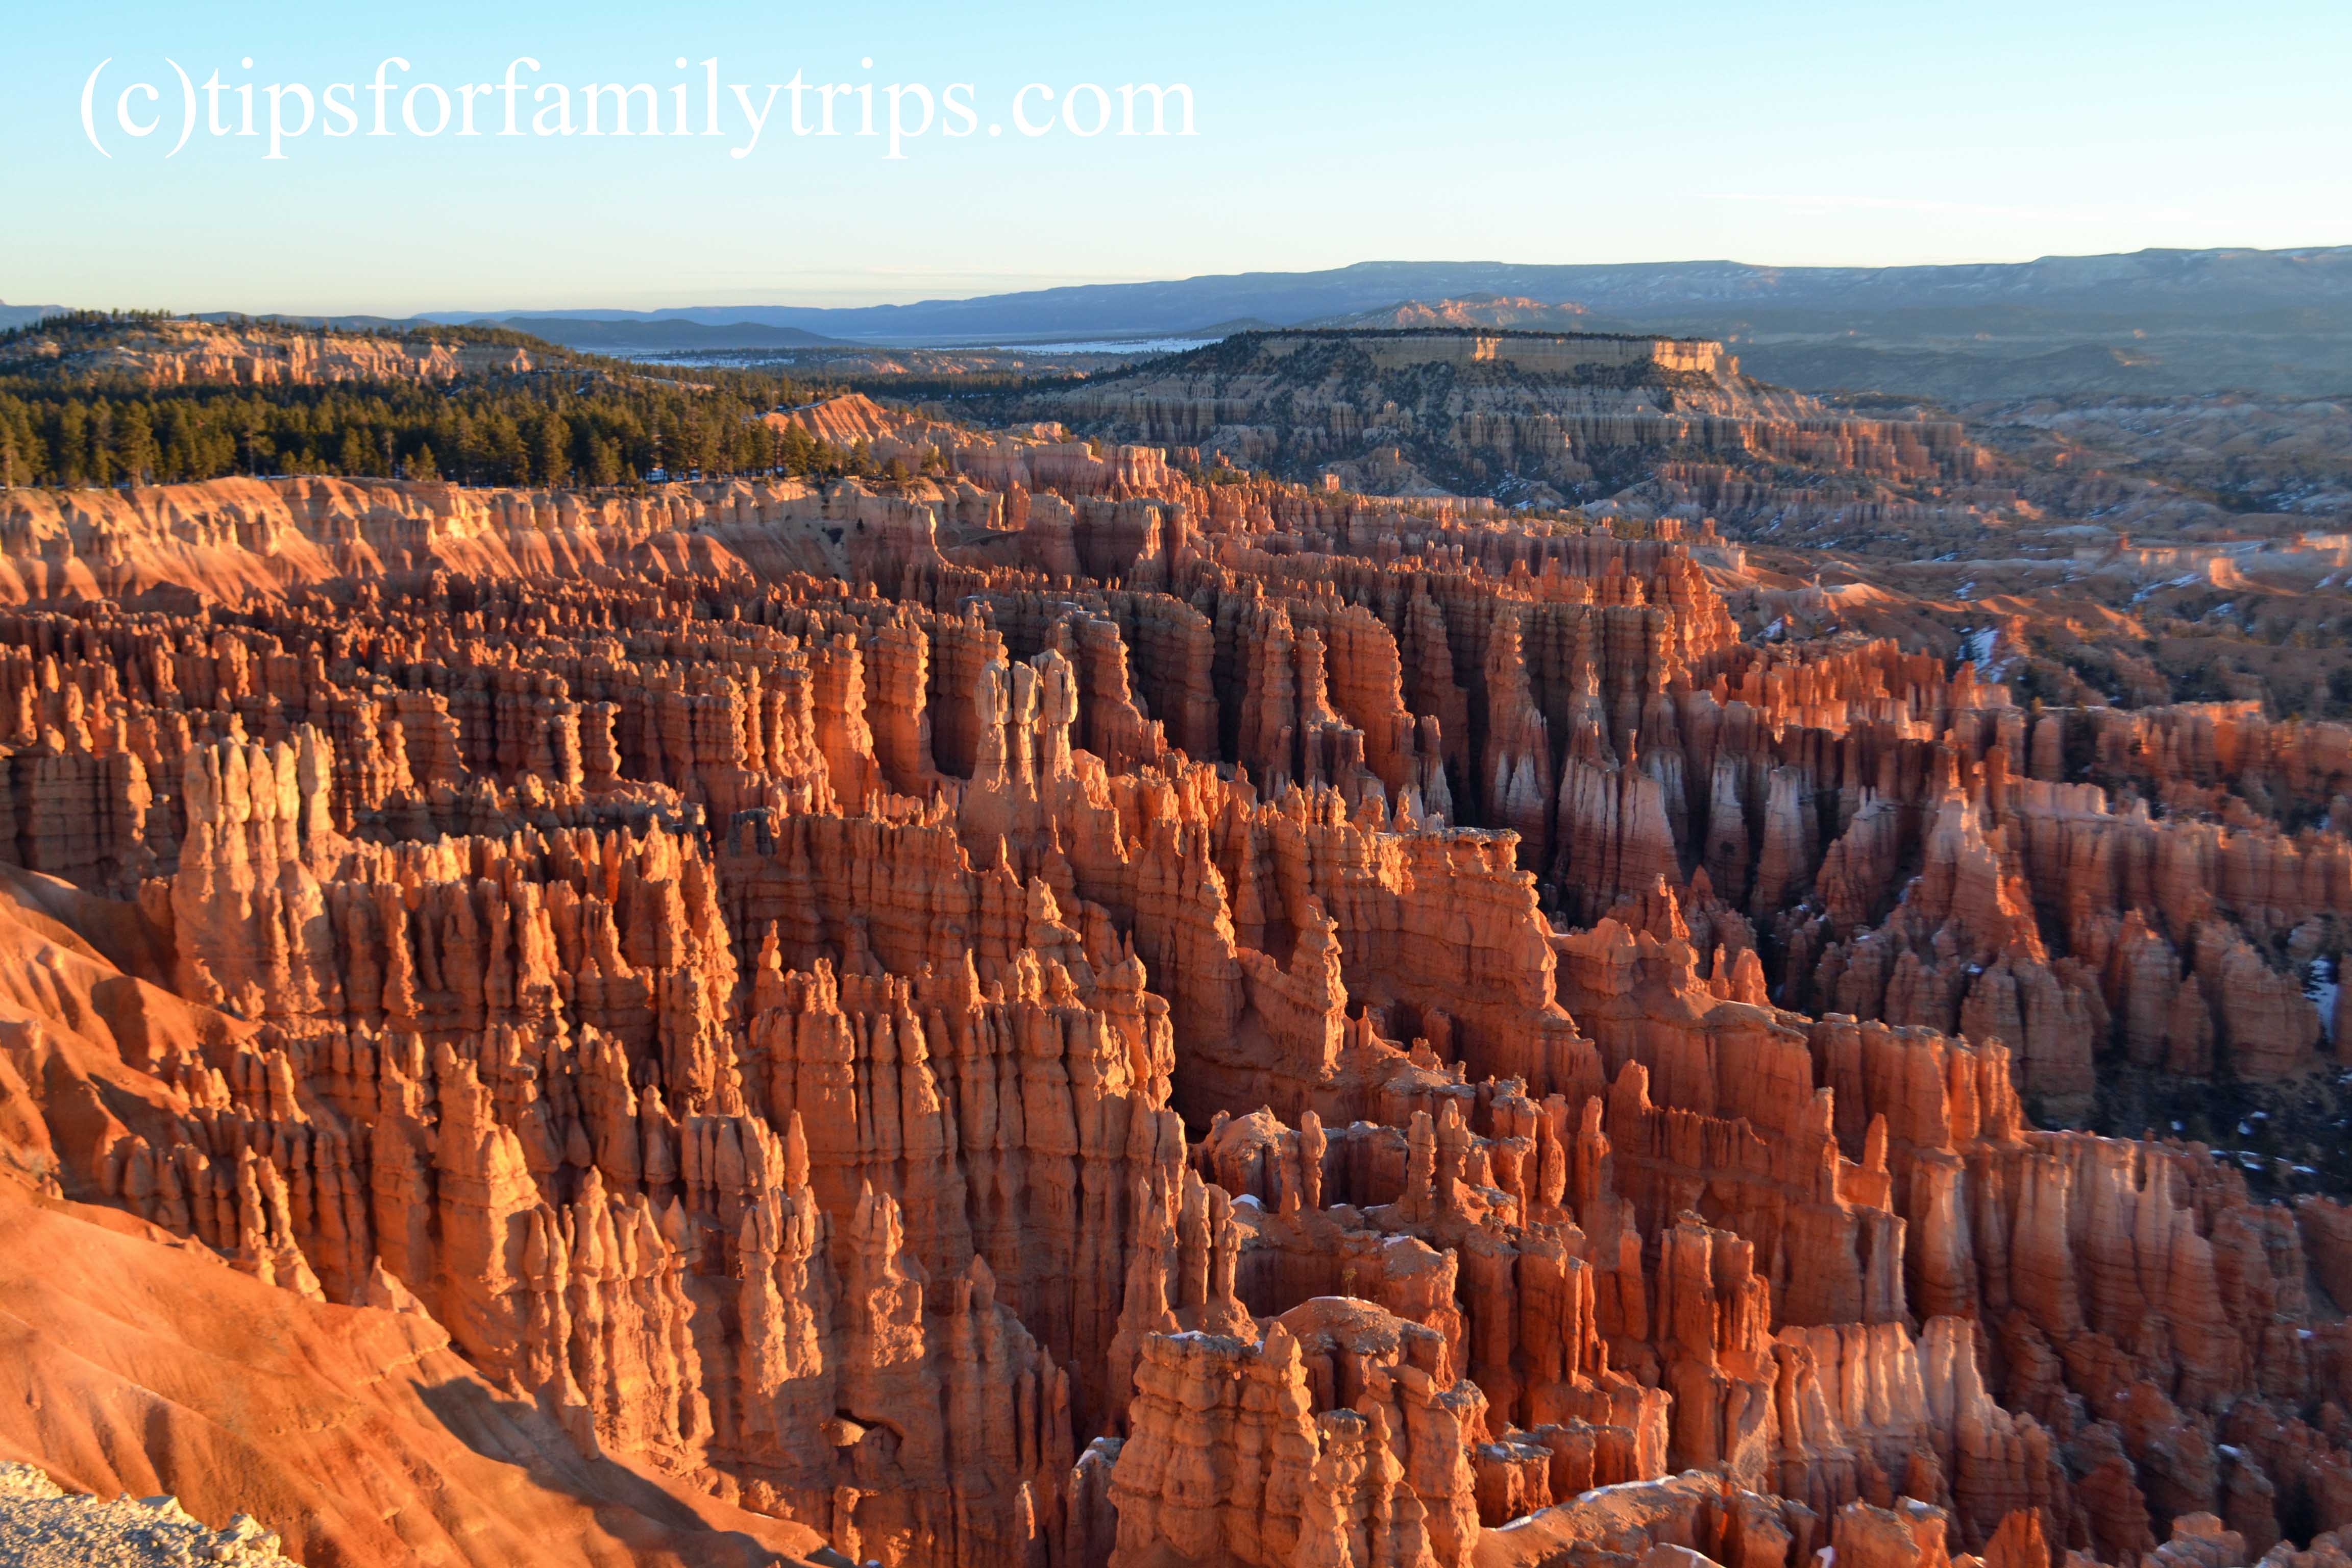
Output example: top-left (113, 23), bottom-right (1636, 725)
top-left (1037, 330), bottom-right (1992, 517)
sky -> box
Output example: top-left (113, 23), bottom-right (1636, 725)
top-left (4, 0), bottom-right (2349, 316)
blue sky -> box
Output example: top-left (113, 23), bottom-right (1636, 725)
top-left (5, 0), bottom-right (2348, 315)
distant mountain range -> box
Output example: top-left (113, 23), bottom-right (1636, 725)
top-left (488, 317), bottom-right (849, 351)
top-left (415, 247), bottom-right (2352, 397)
top-left (14, 246), bottom-right (2352, 397)
top-left (409, 247), bottom-right (2352, 345)
top-left (0, 302), bottom-right (67, 332)
top-left (168, 313), bottom-right (850, 353)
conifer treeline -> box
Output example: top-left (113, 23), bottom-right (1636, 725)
top-left (0, 308), bottom-right (556, 357)
top-left (0, 346), bottom-right (897, 489)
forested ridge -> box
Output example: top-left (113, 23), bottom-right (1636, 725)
top-left (0, 311), bottom-right (890, 487)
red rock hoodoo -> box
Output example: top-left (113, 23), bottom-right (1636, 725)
top-left (2, 436), bottom-right (2350, 1568)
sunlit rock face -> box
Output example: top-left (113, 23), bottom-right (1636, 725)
top-left (2, 445), bottom-right (2350, 1568)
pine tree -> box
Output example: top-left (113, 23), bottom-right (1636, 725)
top-left (532, 410), bottom-right (571, 486)
top-left (112, 403), bottom-right (160, 486)
top-left (84, 403), bottom-right (114, 487)
top-left (159, 404), bottom-right (197, 481)
top-left (52, 403), bottom-right (87, 486)
top-left (778, 423), bottom-right (818, 476)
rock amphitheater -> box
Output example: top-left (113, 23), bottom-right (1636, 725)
top-left (2, 424), bottom-right (2351, 1568)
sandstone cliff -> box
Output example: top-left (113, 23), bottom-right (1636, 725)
top-left (0, 453), bottom-right (2343, 1568)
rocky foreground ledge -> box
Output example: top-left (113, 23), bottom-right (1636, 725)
top-left (0, 1463), bottom-right (292, 1566)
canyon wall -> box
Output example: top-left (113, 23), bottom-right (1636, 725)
top-left (0, 452), bottom-right (2346, 1568)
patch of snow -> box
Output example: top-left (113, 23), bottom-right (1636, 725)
top-left (2307, 957), bottom-right (2338, 1043)
top-left (1575, 1480), bottom-right (1676, 1502)
top-left (2130, 572), bottom-right (2204, 604)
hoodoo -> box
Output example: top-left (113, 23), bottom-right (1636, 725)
top-left (0, 417), bottom-right (2349, 1568)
